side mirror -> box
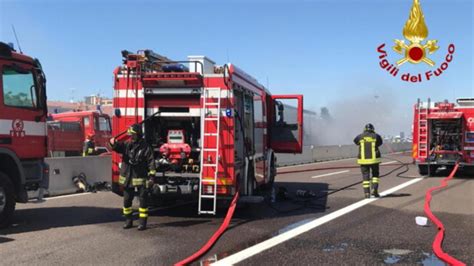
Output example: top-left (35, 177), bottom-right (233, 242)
top-left (114, 108), bottom-right (121, 118)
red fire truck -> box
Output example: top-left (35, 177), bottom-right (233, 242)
top-left (112, 50), bottom-right (303, 214)
top-left (50, 110), bottom-right (112, 152)
top-left (413, 98), bottom-right (474, 175)
top-left (0, 42), bottom-right (49, 227)
top-left (47, 120), bottom-right (83, 157)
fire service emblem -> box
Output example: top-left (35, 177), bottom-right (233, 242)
top-left (376, 0), bottom-right (455, 83)
top-left (11, 119), bottom-right (25, 137)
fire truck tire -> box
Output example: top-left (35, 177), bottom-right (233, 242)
top-left (0, 172), bottom-right (16, 228)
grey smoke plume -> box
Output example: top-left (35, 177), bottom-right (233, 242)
top-left (306, 91), bottom-right (411, 146)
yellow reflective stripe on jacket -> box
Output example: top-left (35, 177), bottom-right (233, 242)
top-left (132, 178), bottom-right (145, 186)
top-left (123, 207), bottom-right (133, 215)
top-left (357, 137), bottom-right (381, 165)
top-left (148, 170), bottom-right (156, 176)
top-left (118, 176), bottom-right (145, 186)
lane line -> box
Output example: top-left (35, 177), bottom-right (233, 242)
top-left (43, 192), bottom-right (93, 200)
top-left (277, 158), bottom-right (354, 170)
top-left (212, 177), bottom-right (424, 266)
top-left (311, 170), bottom-right (350, 179)
top-left (380, 160), bottom-right (397, 165)
top-left (278, 152), bottom-right (408, 170)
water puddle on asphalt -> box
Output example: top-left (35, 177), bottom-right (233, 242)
top-left (384, 255), bottom-right (401, 264)
top-left (382, 249), bottom-right (446, 265)
top-left (322, 242), bottom-right (349, 252)
top-left (420, 252), bottom-right (446, 266)
top-left (383, 249), bottom-right (412, 264)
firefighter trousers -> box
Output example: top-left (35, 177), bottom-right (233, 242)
top-left (360, 164), bottom-right (380, 195)
top-left (122, 186), bottom-right (148, 220)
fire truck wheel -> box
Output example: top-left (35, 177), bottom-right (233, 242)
top-left (0, 172), bottom-right (16, 228)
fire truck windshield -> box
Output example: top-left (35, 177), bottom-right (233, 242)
top-left (2, 67), bottom-right (38, 109)
top-left (98, 116), bottom-right (111, 131)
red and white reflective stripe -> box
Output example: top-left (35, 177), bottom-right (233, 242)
top-left (117, 108), bottom-right (200, 117)
top-left (0, 119), bottom-right (46, 136)
top-left (118, 108), bottom-right (145, 117)
top-left (117, 108), bottom-right (202, 117)
top-left (115, 89), bottom-right (144, 98)
top-left (116, 74), bottom-right (140, 78)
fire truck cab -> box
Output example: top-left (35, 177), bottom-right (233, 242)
top-left (413, 98), bottom-right (474, 175)
top-left (51, 110), bottom-right (112, 152)
top-left (112, 50), bottom-right (303, 214)
top-left (0, 42), bottom-right (49, 227)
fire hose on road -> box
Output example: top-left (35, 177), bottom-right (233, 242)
top-left (424, 163), bottom-right (466, 266)
top-left (174, 157), bottom-right (410, 265)
top-left (175, 191), bottom-right (240, 266)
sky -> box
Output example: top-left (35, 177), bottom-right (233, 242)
top-left (1, 0), bottom-right (473, 136)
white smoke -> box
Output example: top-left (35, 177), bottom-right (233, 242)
top-left (308, 91), bottom-right (411, 145)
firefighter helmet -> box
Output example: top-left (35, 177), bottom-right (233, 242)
top-left (365, 123), bottom-right (375, 132)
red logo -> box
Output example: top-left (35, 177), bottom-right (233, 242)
top-left (11, 119), bottom-right (25, 137)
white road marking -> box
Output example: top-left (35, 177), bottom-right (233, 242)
top-left (277, 153), bottom-right (407, 170)
top-left (380, 160), bottom-right (398, 165)
top-left (311, 170), bottom-right (350, 179)
top-left (44, 192), bottom-right (93, 200)
top-left (278, 158), bottom-right (354, 170)
top-left (212, 177), bottom-right (424, 266)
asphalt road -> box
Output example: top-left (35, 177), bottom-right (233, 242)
top-left (0, 153), bottom-right (472, 265)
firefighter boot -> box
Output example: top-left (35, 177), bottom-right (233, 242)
top-left (371, 177), bottom-right (380, 198)
top-left (123, 207), bottom-right (133, 229)
top-left (123, 216), bottom-right (133, 229)
top-left (362, 181), bottom-right (371, 199)
top-left (138, 218), bottom-right (147, 231)
top-left (138, 207), bottom-right (148, 231)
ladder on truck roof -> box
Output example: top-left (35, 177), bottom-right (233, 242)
top-left (418, 98), bottom-right (430, 158)
top-left (198, 87), bottom-right (222, 215)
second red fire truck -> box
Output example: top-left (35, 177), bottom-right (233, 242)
top-left (47, 111), bottom-right (112, 156)
top-left (413, 98), bottom-right (474, 175)
top-left (112, 50), bottom-right (303, 214)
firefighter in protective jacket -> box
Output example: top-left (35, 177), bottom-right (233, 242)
top-left (353, 123), bottom-right (383, 198)
top-left (110, 124), bottom-right (156, 230)
top-left (83, 134), bottom-right (97, 156)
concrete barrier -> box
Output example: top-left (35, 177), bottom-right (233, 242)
top-left (44, 156), bottom-right (112, 196)
top-left (35, 143), bottom-right (411, 197)
top-left (276, 142), bottom-right (412, 166)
